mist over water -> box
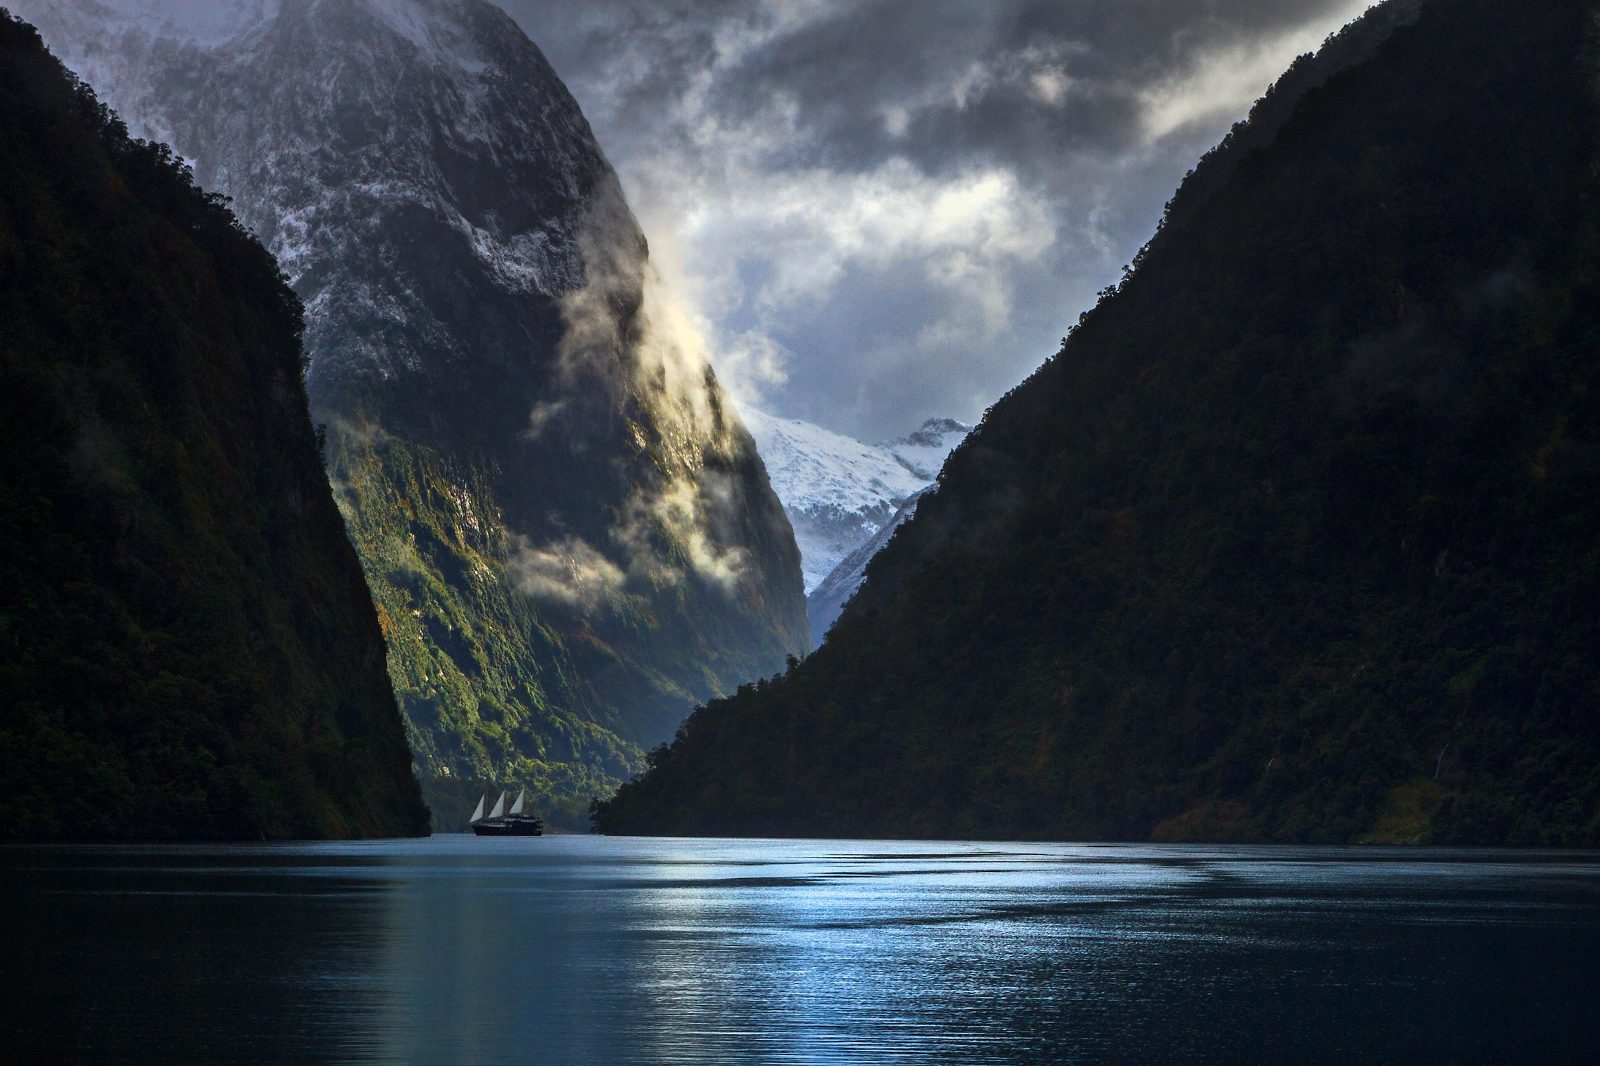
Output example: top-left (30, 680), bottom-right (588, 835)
top-left (5, 838), bottom-right (1599, 1064)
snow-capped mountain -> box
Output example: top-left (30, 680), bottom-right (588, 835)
top-left (743, 409), bottom-right (924, 592)
top-left (885, 418), bottom-right (976, 480)
top-left (18, 0), bottom-right (809, 827)
top-left (744, 409), bottom-right (971, 603)
top-left (24, 0), bottom-right (602, 394)
top-left (806, 488), bottom-right (929, 645)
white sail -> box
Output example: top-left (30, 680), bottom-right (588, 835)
top-left (510, 790), bottom-right (525, 816)
top-left (469, 796), bottom-right (486, 823)
top-left (489, 791), bottom-right (507, 820)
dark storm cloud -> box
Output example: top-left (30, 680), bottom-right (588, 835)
top-left (698, 0), bottom-right (1346, 169)
top-left (501, 0), bottom-right (1376, 439)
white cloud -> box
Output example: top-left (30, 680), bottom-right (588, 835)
top-left (510, 535), bottom-right (627, 609)
top-left (1140, 0), bottom-right (1377, 141)
top-left (889, 40), bottom-right (1092, 120)
top-left (520, 181), bottom-right (765, 609)
top-left (613, 59), bottom-right (1061, 427)
top-left (630, 145), bottom-right (1057, 384)
top-left (714, 328), bottom-right (793, 410)
top-left (613, 474), bottom-right (751, 593)
top-left (733, 159), bottom-right (1056, 310)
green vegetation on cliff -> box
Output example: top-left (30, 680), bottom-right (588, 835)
top-left (0, 15), bottom-right (428, 840)
top-left (325, 423), bottom-right (642, 828)
top-left (596, 0), bottom-right (1600, 846)
top-left (325, 356), bottom-right (806, 831)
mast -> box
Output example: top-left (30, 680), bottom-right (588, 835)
top-left (469, 795), bottom-right (486, 823)
top-left (510, 790), bottom-right (525, 816)
top-left (489, 790), bottom-right (507, 820)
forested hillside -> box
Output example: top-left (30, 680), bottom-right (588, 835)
top-left (596, 0), bottom-right (1600, 846)
top-left (0, 15), bottom-right (428, 839)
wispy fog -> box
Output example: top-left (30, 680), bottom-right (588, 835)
top-left (511, 175), bottom-right (765, 611)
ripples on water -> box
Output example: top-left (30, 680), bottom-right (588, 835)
top-left (4, 837), bottom-right (1598, 1063)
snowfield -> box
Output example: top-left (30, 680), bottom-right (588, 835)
top-left (743, 407), bottom-right (969, 607)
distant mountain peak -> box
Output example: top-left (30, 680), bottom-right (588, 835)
top-left (744, 408), bottom-right (970, 632)
top-left (886, 417), bottom-right (974, 448)
top-left (24, 0), bottom-right (608, 393)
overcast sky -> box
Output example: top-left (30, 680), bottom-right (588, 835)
top-left (500, 0), bottom-right (1375, 440)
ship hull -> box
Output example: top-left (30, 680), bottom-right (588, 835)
top-left (470, 819), bottom-right (543, 836)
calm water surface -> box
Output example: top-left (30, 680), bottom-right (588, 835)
top-left (4, 836), bottom-right (1599, 1063)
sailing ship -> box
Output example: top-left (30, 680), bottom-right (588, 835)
top-left (469, 788), bottom-right (544, 836)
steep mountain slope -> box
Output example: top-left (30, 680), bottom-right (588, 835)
top-left (742, 409), bottom-right (927, 592)
top-left (0, 14), bottom-right (427, 840)
top-left (791, 417), bottom-right (973, 643)
top-left (19, 0), bottom-right (809, 828)
top-left (744, 409), bottom-right (969, 594)
top-left (595, 0), bottom-right (1600, 846)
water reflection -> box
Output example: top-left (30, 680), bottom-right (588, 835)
top-left (3, 839), bottom-right (1599, 1063)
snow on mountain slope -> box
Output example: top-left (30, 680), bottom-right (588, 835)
top-left (884, 417), bottom-right (975, 479)
top-left (806, 488), bottom-right (929, 645)
top-left (744, 409), bottom-right (970, 593)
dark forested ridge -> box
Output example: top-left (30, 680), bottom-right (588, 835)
top-left (0, 15), bottom-right (428, 839)
top-left (596, 0), bottom-right (1600, 846)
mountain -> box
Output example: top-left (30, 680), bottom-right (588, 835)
top-left (883, 419), bottom-right (975, 480)
top-left (594, 0), bottom-right (1600, 846)
top-left (17, 0), bottom-right (809, 829)
top-left (805, 488), bottom-right (929, 644)
top-left (743, 409), bottom-right (969, 614)
top-left (0, 13), bottom-right (427, 840)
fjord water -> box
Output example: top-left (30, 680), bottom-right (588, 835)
top-left (4, 838), bottom-right (1598, 1064)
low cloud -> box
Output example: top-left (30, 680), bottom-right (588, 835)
top-left (511, 535), bottom-right (627, 610)
top-left (523, 398), bottom-right (568, 441)
top-left (612, 473), bottom-right (751, 593)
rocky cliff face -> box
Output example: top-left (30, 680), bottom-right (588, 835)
top-left (0, 12), bottom-right (427, 839)
top-left (19, 0), bottom-right (808, 827)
